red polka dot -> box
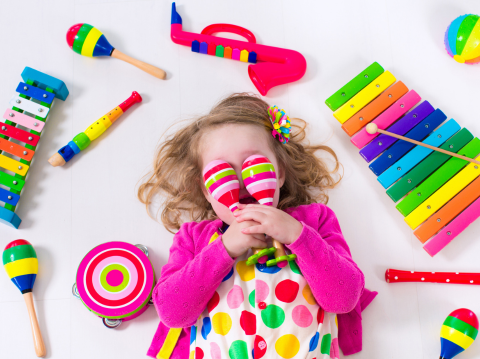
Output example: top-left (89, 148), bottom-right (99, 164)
top-left (258, 302), bottom-right (267, 310)
top-left (254, 335), bottom-right (267, 358)
top-left (195, 347), bottom-right (204, 359)
top-left (207, 292), bottom-right (220, 313)
top-left (240, 310), bottom-right (256, 335)
top-left (275, 279), bottom-right (299, 303)
top-left (317, 307), bottom-right (324, 324)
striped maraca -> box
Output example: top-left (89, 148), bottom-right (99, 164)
top-left (440, 309), bottom-right (478, 359)
top-left (66, 23), bottom-right (166, 79)
top-left (242, 155), bottom-right (296, 267)
top-left (203, 160), bottom-right (240, 212)
top-left (3, 240), bottom-right (45, 357)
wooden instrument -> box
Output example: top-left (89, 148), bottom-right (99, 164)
top-left (66, 23), bottom-right (166, 79)
top-left (48, 91), bottom-right (142, 167)
top-left (0, 68), bottom-right (68, 229)
top-left (326, 62), bottom-right (480, 257)
top-left (73, 242), bottom-right (155, 329)
top-left (3, 240), bottom-right (46, 357)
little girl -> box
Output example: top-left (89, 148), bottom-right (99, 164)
top-left (141, 94), bottom-right (376, 359)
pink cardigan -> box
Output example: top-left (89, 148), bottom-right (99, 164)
top-left (147, 203), bottom-right (377, 357)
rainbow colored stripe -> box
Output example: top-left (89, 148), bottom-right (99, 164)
top-left (445, 14), bottom-right (480, 64)
top-left (66, 23), bottom-right (114, 57)
top-left (440, 309), bottom-right (478, 359)
top-left (3, 239), bottom-right (38, 294)
top-left (191, 40), bottom-right (257, 63)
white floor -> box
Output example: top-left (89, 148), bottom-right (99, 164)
top-left (1, 0), bottom-right (480, 358)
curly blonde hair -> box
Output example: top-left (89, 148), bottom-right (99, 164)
top-left (138, 93), bottom-right (342, 233)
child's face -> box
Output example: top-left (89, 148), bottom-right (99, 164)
top-left (201, 124), bottom-right (285, 225)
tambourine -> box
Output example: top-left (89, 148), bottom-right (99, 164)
top-left (73, 242), bottom-right (155, 329)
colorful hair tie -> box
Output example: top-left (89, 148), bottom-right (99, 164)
top-left (268, 105), bottom-right (291, 144)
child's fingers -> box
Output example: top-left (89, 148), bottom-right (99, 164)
top-left (249, 238), bottom-right (268, 248)
top-left (235, 204), bottom-right (271, 215)
top-left (236, 211), bottom-right (267, 223)
top-left (241, 225), bottom-right (266, 235)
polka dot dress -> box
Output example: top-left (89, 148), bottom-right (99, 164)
top-left (190, 234), bottom-right (339, 359)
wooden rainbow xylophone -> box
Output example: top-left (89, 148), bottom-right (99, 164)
top-left (325, 62), bottom-right (480, 257)
top-left (0, 67), bottom-right (68, 229)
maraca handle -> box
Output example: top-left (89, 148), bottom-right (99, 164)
top-left (111, 49), bottom-right (166, 79)
top-left (386, 269), bottom-right (480, 285)
top-left (23, 292), bottom-right (46, 357)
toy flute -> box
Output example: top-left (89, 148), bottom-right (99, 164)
top-left (386, 269), bottom-right (480, 285)
top-left (3, 240), bottom-right (46, 357)
top-left (48, 91), bottom-right (142, 167)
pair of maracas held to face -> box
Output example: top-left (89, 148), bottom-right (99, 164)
top-left (203, 155), bottom-right (296, 267)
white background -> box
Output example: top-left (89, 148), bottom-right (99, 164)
top-left (1, 0), bottom-right (480, 358)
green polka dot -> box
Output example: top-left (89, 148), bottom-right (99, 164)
top-left (229, 340), bottom-right (248, 359)
top-left (289, 261), bottom-right (302, 275)
top-left (320, 333), bottom-right (332, 355)
top-left (261, 304), bottom-right (285, 329)
top-left (249, 290), bottom-right (255, 308)
top-left (100, 264), bottom-right (129, 292)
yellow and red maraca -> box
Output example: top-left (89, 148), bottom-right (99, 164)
top-left (202, 160), bottom-right (276, 262)
top-left (241, 155), bottom-right (296, 267)
top-left (3, 240), bottom-right (45, 357)
top-left (66, 23), bottom-right (166, 79)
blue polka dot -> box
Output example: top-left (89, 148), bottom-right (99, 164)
top-left (222, 267), bottom-right (234, 282)
top-left (252, 348), bottom-right (254, 358)
top-left (190, 325), bottom-right (196, 344)
top-left (201, 317), bottom-right (211, 340)
top-left (309, 332), bottom-right (319, 352)
top-left (256, 257), bottom-right (282, 274)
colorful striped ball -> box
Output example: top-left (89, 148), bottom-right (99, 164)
top-left (66, 23), bottom-right (114, 57)
top-left (203, 160), bottom-right (240, 212)
top-left (440, 308), bottom-right (478, 359)
top-left (241, 155), bottom-right (276, 206)
top-left (445, 14), bottom-right (480, 64)
top-left (3, 240), bottom-right (38, 294)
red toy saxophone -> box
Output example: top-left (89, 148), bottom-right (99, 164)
top-left (170, 3), bottom-right (307, 96)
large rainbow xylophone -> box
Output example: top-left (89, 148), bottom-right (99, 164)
top-left (170, 3), bottom-right (306, 96)
top-left (0, 68), bottom-right (68, 229)
top-left (325, 62), bottom-right (480, 256)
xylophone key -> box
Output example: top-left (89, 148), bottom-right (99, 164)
top-left (423, 196), bottom-right (480, 256)
top-left (0, 154), bottom-right (29, 176)
top-left (0, 187), bottom-right (20, 207)
top-left (325, 62), bottom-right (384, 111)
top-left (0, 122), bottom-right (40, 147)
top-left (359, 101), bottom-right (434, 162)
top-left (415, 173), bottom-right (480, 243)
top-left (351, 90), bottom-right (421, 149)
top-left (397, 138), bottom-right (480, 216)
top-left (342, 81), bottom-right (408, 137)
top-left (405, 153), bottom-right (480, 229)
top-left (333, 71), bottom-right (396, 124)
top-left (387, 128), bottom-right (473, 202)
top-left (16, 83), bottom-right (55, 105)
top-left (378, 119), bottom-right (461, 189)
top-left (8, 95), bottom-right (49, 119)
top-left (0, 172), bottom-right (24, 192)
top-left (0, 206), bottom-right (21, 228)
top-left (0, 138), bottom-right (35, 162)
top-left (2, 109), bottom-right (45, 132)
top-left (369, 109), bottom-right (447, 176)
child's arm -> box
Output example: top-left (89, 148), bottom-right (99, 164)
top-left (152, 222), bottom-right (235, 328)
top-left (286, 204), bottom-right (365, 314)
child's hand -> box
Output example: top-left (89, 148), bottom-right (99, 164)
top-left (234, 204), bottom-right (303, 245)
top-left (222, 219), bottom-right (268, 258)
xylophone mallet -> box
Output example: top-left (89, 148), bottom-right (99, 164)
top-left (366, 123), bottom-right (480, 165)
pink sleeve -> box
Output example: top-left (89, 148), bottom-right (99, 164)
top-left (286, 205), bottom-right (364, 314)
top-left (152, 222), bottom-right (235, 328)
